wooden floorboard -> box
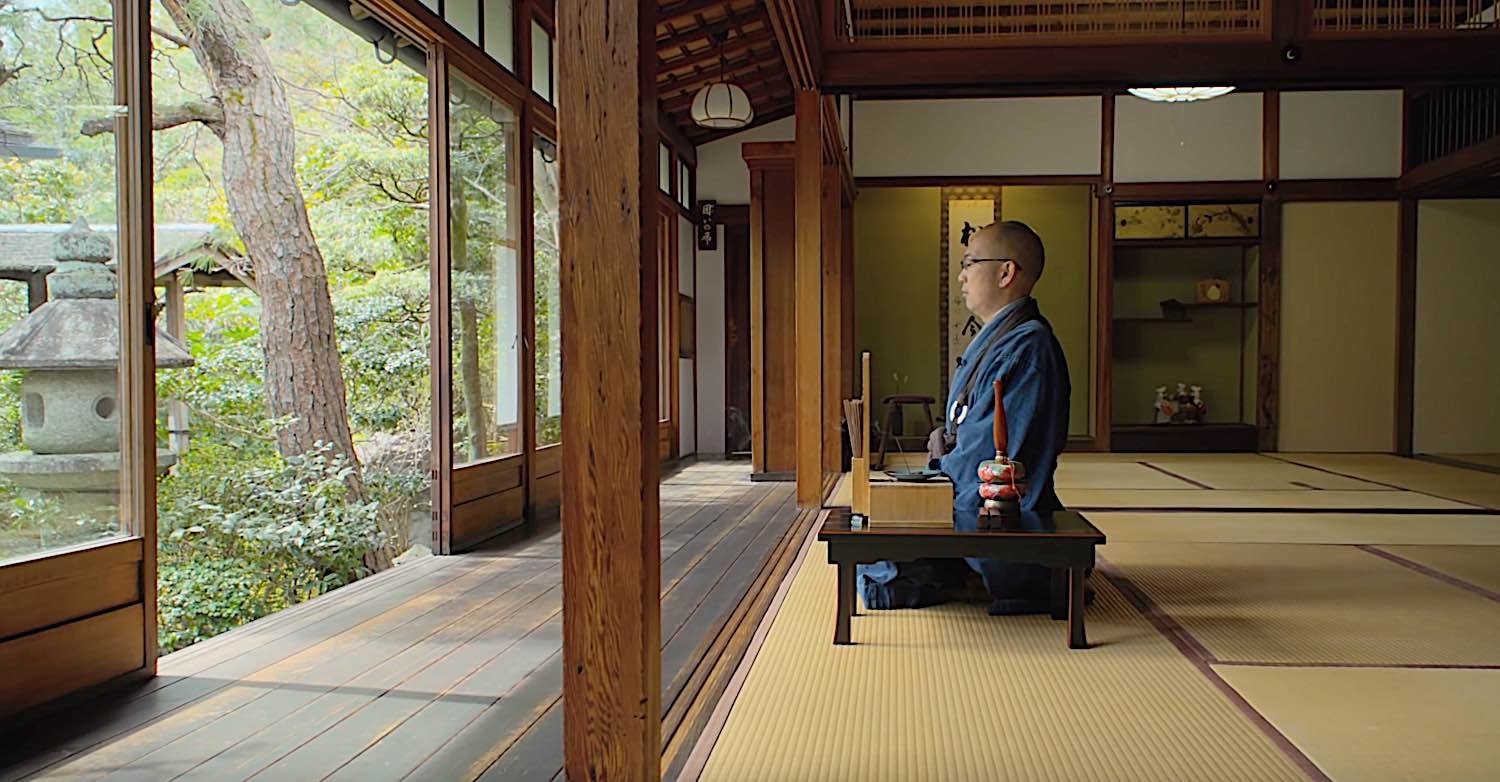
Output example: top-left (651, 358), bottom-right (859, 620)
top-left (2, 461), bottom-right (797, 782)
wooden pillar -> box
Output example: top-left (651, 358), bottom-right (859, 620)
top-left (1396, 199), bottom-right (1418, 456)
top-left (743, 144), bottom-right (798, 478)
top-left (1258, 91), bottom-right (1281, 453)
top-left (116, 0), bottom-right (158, 669)
top-left (841, 195), bottom-right (855, 404)
top-left (794, 89), bottom-right (823, 507)
top-left (557, 0), bottom-right (661, 776)
top-left (821, 161), bottom-right (842, 474)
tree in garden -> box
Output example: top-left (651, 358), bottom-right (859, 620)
top-left (144, 0), bottom-right (364, 496)
top-left (447, 90), bottom-right (516, 461)
top-left (9, 0), bottom-right (364, 492)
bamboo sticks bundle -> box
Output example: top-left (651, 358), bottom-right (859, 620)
top-left (843, 399), bottom-right (864, 459)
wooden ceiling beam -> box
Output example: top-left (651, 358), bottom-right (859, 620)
top-left (658, 28), bottom-right (776, 71)
top-left (657, 0), bottom-right (744, 26)
top-left (659, 107), bottom-right (698, 167)
top-left (655, 8), bottom-right (763, 49)
top-left (823, 38), bottom-right (1500, 93)
top-left (660, 45), bottom-right (783, 88)
top-left (763, 0), bottom-right (821, 90)
top-left (688, 103), bottom-right (797, 144)
top-left (1398, 133), bottom-right (1500, 195)
top-left (661, 62), bottom-right (787, 102)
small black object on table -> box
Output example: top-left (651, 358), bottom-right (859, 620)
top-left (818, 506), bottom-right (1106, 649)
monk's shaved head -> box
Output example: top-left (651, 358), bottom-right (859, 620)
top-left (969, 221), bottom-right (1046, 288)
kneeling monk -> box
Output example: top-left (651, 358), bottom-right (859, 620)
top-left (858, 220), bottom-right (1072, 615)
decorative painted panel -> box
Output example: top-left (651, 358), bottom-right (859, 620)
top-left (1189, 204), bottom-right (1260, 238)
top-left (1115, 205), bottom-right (1186, 239)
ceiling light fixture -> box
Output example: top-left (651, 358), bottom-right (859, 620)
top-left (1127, 86), bottom-right (1236, 103)
top-left (690, 33), bottom-right (754, 130)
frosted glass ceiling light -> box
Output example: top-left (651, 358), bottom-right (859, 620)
top-left (1127, 86), bottom-right (1236, 103)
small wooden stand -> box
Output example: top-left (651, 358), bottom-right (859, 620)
top-left (849, 352), bottom-right (952, 527)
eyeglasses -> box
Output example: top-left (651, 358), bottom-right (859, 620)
top-left (959, 257), bottom-right (1021, 272)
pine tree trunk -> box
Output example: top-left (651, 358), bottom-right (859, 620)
top-left (159, 0), bottom-right (364, 500)
top-left (451, 188), bottom-right (488, 460)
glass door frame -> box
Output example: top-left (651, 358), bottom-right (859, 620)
top-left (431, 19), bottom-right (558, 553)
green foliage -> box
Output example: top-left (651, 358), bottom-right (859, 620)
top-left (156, 443), bottom-right (386, 653)
top-left (0, 0), bottom-right (474, 651)
top-left (0, 489), bottom-right (118, 557)
top-left (0, 158), bottom-right (89, 223)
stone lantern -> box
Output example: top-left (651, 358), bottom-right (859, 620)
top-left (0, 219), bottom-right (192, 499)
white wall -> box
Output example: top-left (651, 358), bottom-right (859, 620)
top-left (1114, 92), bottom-right (1263, 182)
top-left (853, 97), bottom-right (1102, 178)
top-left (691, 117), bottom-right (790, 456)
top-left (1280, 91), bottom-right (1403, 180)
top-left (696, 116), bottom-right (795, 204)
top-left (696, 224), bottom-right (727, 455)
top-left (678, 214), bottom-right (697, 456)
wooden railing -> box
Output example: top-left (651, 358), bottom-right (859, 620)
top-left (1407, 84), bottom-right (1500, 169)
top-left (1312, 0), bottom-right (1497, 33)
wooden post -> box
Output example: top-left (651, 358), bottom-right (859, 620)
top-left (1395, 199), bottom-right (1418, 456)
top-left (116, 0), bottom-right (157, 671)
top-left (821, 161), bottom-right (842, 475)
top-left (557, 0), bottom-right (662, 777)
top-left (428, 44), bottom-right (454, 556)
top-left (748, 162), bottom-right (767, 474)
top-left (794, 89), bottom-right (824, 507)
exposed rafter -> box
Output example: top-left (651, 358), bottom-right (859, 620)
top-left (653, 0), bottom-right (798, 147)
top-left (658, 28), bottom-right (776, 71)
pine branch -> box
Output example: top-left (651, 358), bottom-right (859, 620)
top-left (80, 98), bottom-right (225, 137)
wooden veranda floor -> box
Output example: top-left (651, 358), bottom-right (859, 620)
top-left (0, 460), bottom-right (805, 782)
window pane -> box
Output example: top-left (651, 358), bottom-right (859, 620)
top-left (533, 138), bottom-right (560, 446)
top-left (658, 214), bottom-right (672, 420)
top-left (530, 21), bottom-right (552, 102)
top-left (659, 143), bottom-right (672, 194)
top-left (447, 0), bottom-right (480, 43)
top-left (678, 159), bottom-right (692, 209)
top-left (484, 0), bottom-right (514, 70)
top-left (0, 0), bottom-right (125, 563)
top-left (146, 0), bottom-right (431, 654)
top-left (450, 74), bottom-right (521, 464)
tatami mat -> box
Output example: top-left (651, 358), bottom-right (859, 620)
top-left (700, 542), bottom-right (1308, 782)
top-left (1054, 460), bottom-right (1196, 489)
top-left (1136, 458), bottom-right (1393, 492)
top-left (1059, 488), bottom-right (1476, 511)
top-left (1432, 453), bottom-right (1500, 471)
top-left (1273, 454), bottom-right (1500, 510)
top-left (1375, 545), bottom-right (1500, 594)
top-left (828, 473), bottom-right (852, 507)
top-left (1104, 541), bottom-right (1500, 665)
top-left (1216, 666), bottom-right (1500, 782)
top-left (1092, 512), bottom-right (1500, 545)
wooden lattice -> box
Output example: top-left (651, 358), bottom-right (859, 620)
top-left (846, 0), bottom-right (1265, 41)
top-left (1312, 0), bottom-right (1498, 32)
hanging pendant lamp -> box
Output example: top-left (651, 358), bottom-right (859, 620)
top-left (691, 33), bottom-right (754, 130)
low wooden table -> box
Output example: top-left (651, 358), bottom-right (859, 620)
top-left (818, 507), bottom-right (1106, 649)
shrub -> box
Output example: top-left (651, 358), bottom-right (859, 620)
top-left (156, 443), bottom-right (388, 653)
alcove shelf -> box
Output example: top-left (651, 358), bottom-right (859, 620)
top-left (1109, 201), bottom-right (1262, 452)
